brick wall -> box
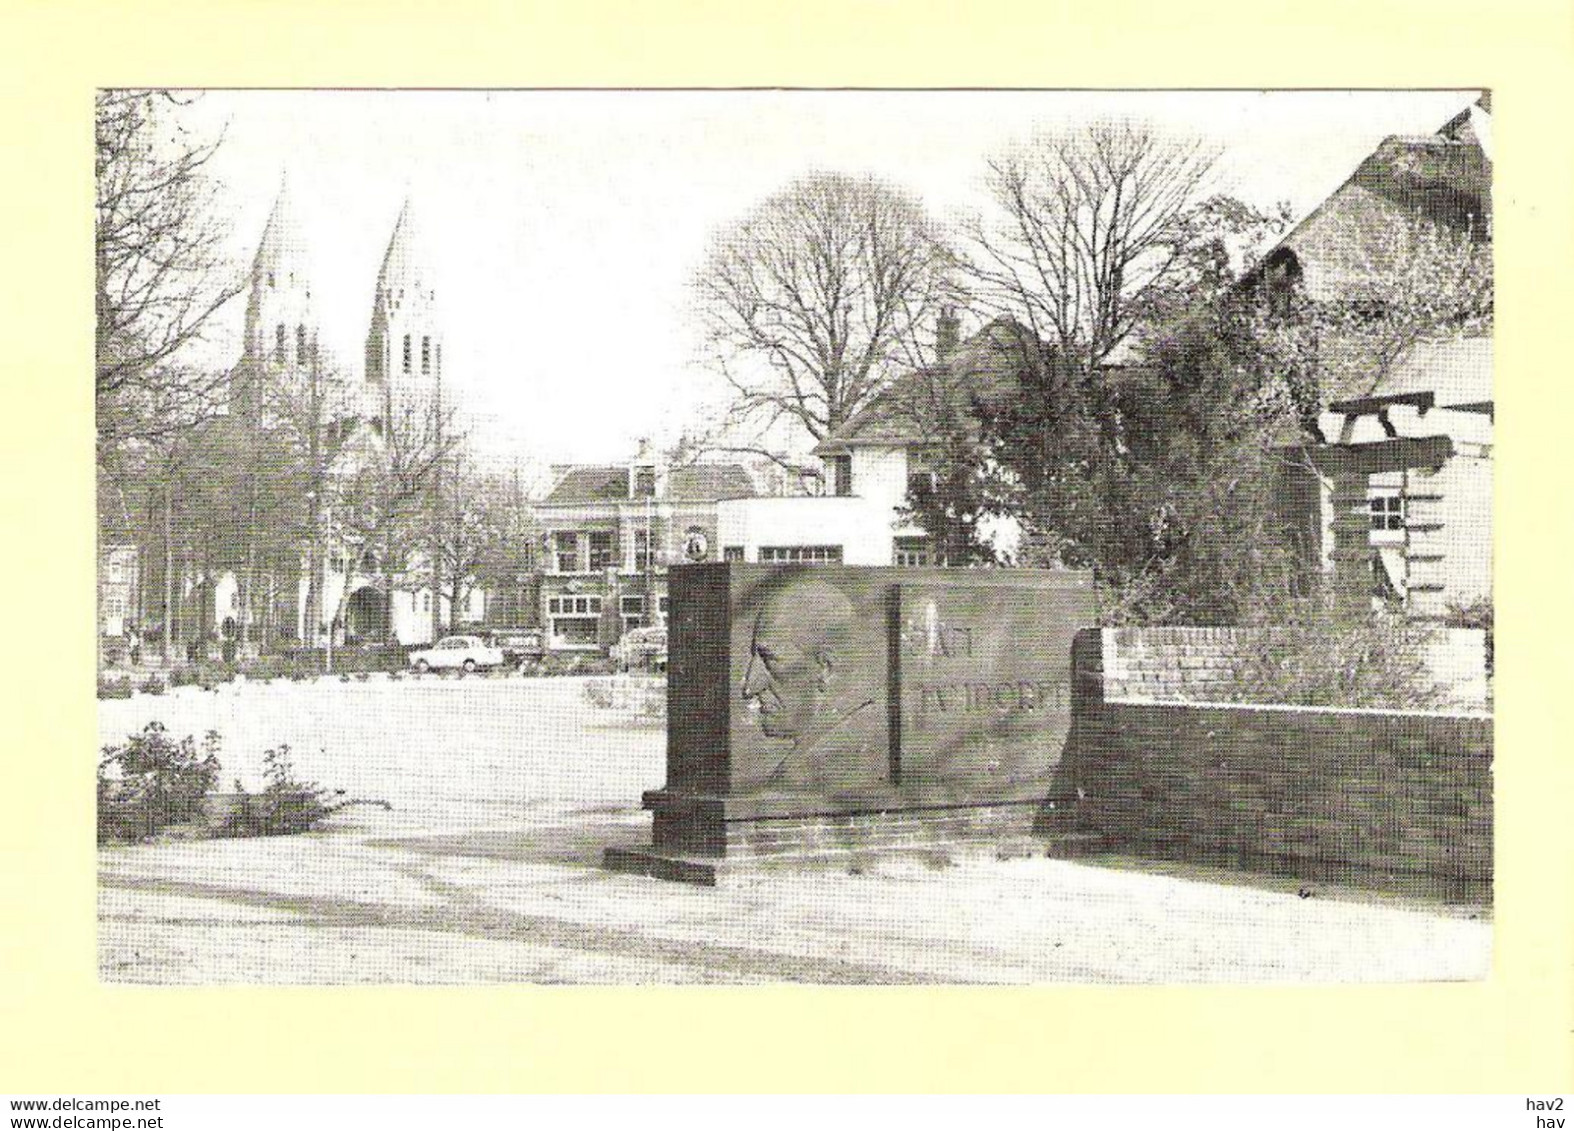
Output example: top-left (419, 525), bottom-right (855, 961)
top-left (1100, 626), bottom-right (1489, 711)
top-left (1061, 630), bottom-right (1493, 893)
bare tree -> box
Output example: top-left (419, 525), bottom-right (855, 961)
top-left (694, 171), bottom-right (955, 457)
top-left (427, 458), bottom-right (513, 634)
top-left (326, 385), bottom-right (462, 645)
top-left (966, 122), bottom-right (1225, 382)
top-left (96, 90), bottom-right (242, 453)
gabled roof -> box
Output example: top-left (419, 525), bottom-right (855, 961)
top-left (541, 462), bottom-right (757, 505)
top-left (667, 464), bottom-right (758, 502)
top-left (1245, 96), bottom-right (1491, 302)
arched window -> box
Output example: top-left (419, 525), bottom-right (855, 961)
top-left (402, 334), bottom-right (412, 374)
top-left (274, 324), bottom-right (287, 363)
top-left (296, 324), bottom-right (308, 366)
top-left (421, 336), bottom-right (431, 375)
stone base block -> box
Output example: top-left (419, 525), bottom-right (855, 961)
top-left (602, 795), bottom-right (1105, 885)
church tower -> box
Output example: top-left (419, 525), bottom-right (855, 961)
top-left (234, 176), bottom-right (319, 420)
top-left (364, 199), bottom-right (441, 434)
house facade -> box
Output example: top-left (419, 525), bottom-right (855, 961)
top-left (717, 315), bottom-right (1022, 568)
top-left (1258, 93), bottom-right (1493, 621)
top-left (534, 450), bottom-right (757, 651)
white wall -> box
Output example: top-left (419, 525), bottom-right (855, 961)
top-left (717, 447), bottom-right (933, 565)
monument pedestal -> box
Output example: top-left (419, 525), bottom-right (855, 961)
top-left (603, 564), bottom-right (1098, 885)
top-left (603, 789), bottom-right (1103, 886)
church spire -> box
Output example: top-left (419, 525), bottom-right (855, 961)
top-left (365, 196), bottom-right (441, 394)
top-left (235, 174), bottom-right (319, 417)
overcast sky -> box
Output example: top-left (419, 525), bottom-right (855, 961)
top-left (174, 89), bottom-right (1480, 475)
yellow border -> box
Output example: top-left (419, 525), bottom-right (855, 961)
top-left (2, 0), bottom-right (1571, 1094)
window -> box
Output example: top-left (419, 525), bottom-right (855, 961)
top-left (634, 465), bottom-right (656, 497)
top-left (588, 530), bottom-right (616, 573)
top-left (553, 532), bottom-right (580, 574)
top-left (893, 537), bottom-right (934, 567)
top-left (621, 595), bottom-right (647, 633)
top-left (422, 592), bottom-right (431, 612)
top-left (759, 545), bottom-right (843, 564)
top-left (634, 528), bottom-right (651, 572)
top-left (658, 596), bottom-right (669, 616)
top-left (296, 324), bottom-right (308, 366)
top-left (723, 546), bottom-right (744, 562)
top-left (547, 594), bottom-right (602, 647)
top-left (830, 455), bottom-right (853, 497)
top-left (421, 336), bottom-right (431, 375)
top-left (1370, 494), bottom-right (1405, 532)
top-left (402, 334), bottom-right (412, 374)
top-left (274, 323), bottom-right (287, 363)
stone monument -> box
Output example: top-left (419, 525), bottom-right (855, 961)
top-left (604, 563), bottom-right (1097, 882)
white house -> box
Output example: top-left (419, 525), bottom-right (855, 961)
top-left (717, 316), bottom-right (1024, 567)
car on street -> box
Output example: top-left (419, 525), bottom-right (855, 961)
top-left (408, 634), bottom-right (506, 673)
top-left (611, 625), bottom-right (667, 673)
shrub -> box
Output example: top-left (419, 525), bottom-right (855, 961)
top-left (1217, 598), bottom-right (1447, 710)
top-left (221, 744), bottom-right (390, 838)
top-left (582, 675), bottom-right (667, 725)
top-left (97, 675), bottom-right (132, 700)
top-left (139, 675), bottom-right (166, 696)
top-left (98, 724), bottom-right (221, 843)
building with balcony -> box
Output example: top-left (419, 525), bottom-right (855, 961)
top-left (534, 449), bottom-right (758, 651)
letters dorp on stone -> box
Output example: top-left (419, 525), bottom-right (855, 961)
top-left (893, 583), bottom-right (1079, 792)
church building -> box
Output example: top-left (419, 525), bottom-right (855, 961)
top-left (181, 181), bottom-right (476, 653)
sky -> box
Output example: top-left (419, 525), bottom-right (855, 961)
top-left (171, 89), bottom-right (1480, 476)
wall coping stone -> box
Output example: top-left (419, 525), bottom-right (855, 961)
top-left (1101, 695), bottom-right (1492, 721)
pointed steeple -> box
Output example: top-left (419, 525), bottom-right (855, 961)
top-left (252, 172), bottom-right (311, 290)
top-left (365, 196), bottom-right (441, 398)
top-left (237, 173), bottom-right (319, 417)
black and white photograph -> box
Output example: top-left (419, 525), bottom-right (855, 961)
top-left (94, 88), bottom-right (1494, 985)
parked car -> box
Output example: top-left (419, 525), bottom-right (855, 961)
top-left (611, 626), bottom-right (667, 673)
top-left (489, 627), bottom-right (546, 666)
top-left (407, 635), bottom-right (506, 673)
